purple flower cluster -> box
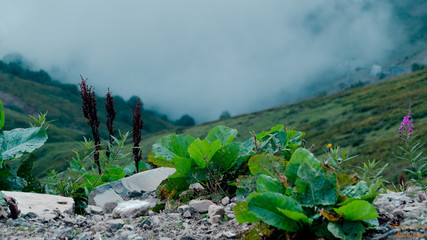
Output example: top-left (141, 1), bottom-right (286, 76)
top-left (399, 104), bottom-right (414, 142)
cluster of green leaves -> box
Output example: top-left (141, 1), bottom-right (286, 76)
top-left (234, 147), bottom-right (383, 240)
top-left (398, 141), bottom-right (427, 193)
top-left (0, 98), bottom-right (48, 193)
top-left (150, 125), bottom-right (304, 200)
top-left (45, 132), bottom-right (146, 213)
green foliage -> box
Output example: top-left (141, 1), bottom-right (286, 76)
top-left (0, 99), bottom-right (5, 130)
top-left (151, 125), bottom-right (304, 200)
top-left (399, 141), bottom-right (427, 193)
top-left (17, 154), bottom-right (45, 193)
top-left (151, 125), bottom-right (246, 199)
top-left (411, 63), bottom-right (425, 72)
top-left (44, 133), bottom-right (131, 213)
top-left (0, 106), bottom-right (48, 191)
top-left (235, 145), bottom-right (381, 239)
top-left (175, 114), bottom-right (195, 127)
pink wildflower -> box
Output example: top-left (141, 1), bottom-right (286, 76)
top-left (399, 102), bottom-right (414, 142)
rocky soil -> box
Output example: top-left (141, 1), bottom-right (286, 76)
top-left (1, 189), bottom-right (426, 240)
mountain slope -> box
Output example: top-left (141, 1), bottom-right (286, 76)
top-left (0, 67), bottom-right (176, 176)
top-left (138, 69), bottom-right (427, 182)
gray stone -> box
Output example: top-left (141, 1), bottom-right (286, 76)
top-left (391, 209), bottom-right (404, 219)
top-left (86, 205), bottom-right (103, 215)
top-left (189, 200), bottom-right (214, 213)
top-left (88, 167), bottom-right (175, 209)
top-left (183, 210), bottom-right (192, 218)
top-left (208, 205), bottom-right (225, 219)
top-left (120, 167), bottom-right (176, 192)
top-left (112, 200), bottom-right (151, 218)
top-left (178, 205), bottom-right (194, 214)
top-left (1, 191), bottom-right (74, 219)
top-left (107, 219), bottom-right (124, 229)
top-left (222, 231), bottom-right (237, 238)
top-left (209, 215), bottom-right (222, 224)
top-left (90, 222), bottom-right (108, 233)
top-left (104, 201), bottom-right (119, 213)
top-left (88, 188), bottom-right (124, 209)
top-left (221, 197), bottom-right (230, 206)
top-left (128, 190), bottom-right (143, 198)
top-left (25, 212), bottom-right (38, 219)
top-left (189, 183), bottom-right (204, 191)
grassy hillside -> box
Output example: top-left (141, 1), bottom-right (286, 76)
top-left (136, 69), bottom-right (427, 183)
top-left (0, 69), bottom-right (176, 177)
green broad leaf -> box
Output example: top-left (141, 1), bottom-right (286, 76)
top-left (188, 138), bottom-right (221, 168)
top-left (205, 125), bottom-right (238, 146)
top-left (0, 127), bottom-right (48, 161)
top-left (341, 180), bottom-right (381, 203)
top-left (152, 134), bottom-right (194, 162)
top-left (248, 192), bottom-right (303, 232)
top-left (341, 181), bottom-right (368, 199)
top-left (0, 99), bottom-right (4, 130)
top-left (104, 166), bottom-right (126, 182)
top-left (334, 200), bottom-right (378, 221)
top-left (285, 148), bottom-right (318, 185)
top-left (337, 173), bottom-right (356, 190)
top-left (277, 208), bottom-right (311, 225)
top-left (241, 137), bottom-right (256, 156)
top-left (286, 130), bottom-right (305, 146)
top-left (256, 124), bottom-right (284, 141)
top-left (156, 176), bottom-right (189, 200)
top-left (295, 153), bottom-right (338, 206)
top-left (211, 142), bottom-right (243, 172)
top-left (138, 161), bottom-right (152, 171)
top-left (234, 200), bottom-right (261, 223)
top-left (149, 152), bottom-right (175, 168)
top-left (236, 175), bottom-right (257, 202)
top-left (362, 218), bottom-right (379, 227)
top-left (123, 163), bottom-right (137, 175)
top-left (327, 221), bottom-right (365, 240)
top-left (174, 157), bottom-right (192, 175)
top-left (256, 174), bottom-right (286, 194)
top-left (248, 153), bottom-right (287, 178)
top-left (260, 132), bottom-right (288, 155)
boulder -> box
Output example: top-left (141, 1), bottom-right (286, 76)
top-left (189, 200), bottom-right (214, 213)
top-left (88, 167), bottom-right (175, 208)
top-left (1, 191), bottom-right (74, 219)
top-left (112, 200), bottom-right (151, 218)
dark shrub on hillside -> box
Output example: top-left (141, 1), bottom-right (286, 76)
top-left (412, 63), bottom-right (425, 72)
top-left (219, 111), bottom-right (231, 120)
top-left (176, 114), bottom-right (195, 127)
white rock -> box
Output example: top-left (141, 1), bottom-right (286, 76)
top-left (189, 200), bottom-right (214, 213)
top-left (1, 191), bottom-right (74, 219)
top-left (208, 205), bottom-right (225, 219)
top-left (210, 215), bottom-right (222, 224)
top-left (86, 205), bottom-right (103, 215)
top-left (183, 210), bottom-right (192, 218)
top-left (221, 197), bottom-right (230, 206)
top-left (120, 167), bottom-right (176, 192)
top-left (89, 188), bottom-right (123, 210)
top-left (112, 200), bottom-right (150, 218)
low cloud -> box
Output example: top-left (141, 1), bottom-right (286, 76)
top-left (0, 0), bottom-right (406, 122)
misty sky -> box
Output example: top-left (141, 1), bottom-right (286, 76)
top-left (0, 0), bottom-right (405, 123)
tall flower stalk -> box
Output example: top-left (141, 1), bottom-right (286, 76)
top-left (105, 88), bottom-right (116, 159)
top-left (397, 101), bottom-right (426, 193)
top-left (78, 76), bottom-right (101, 174)
top-left (132, 98), bottom-right (144, 173)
